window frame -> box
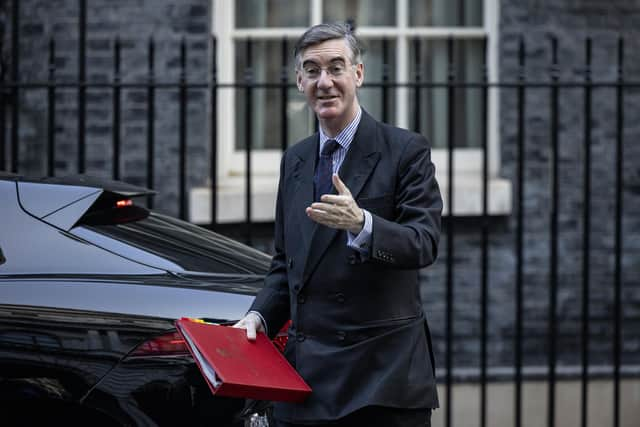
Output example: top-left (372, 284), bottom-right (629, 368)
top-left (202, 0), bottom-right (507, 221)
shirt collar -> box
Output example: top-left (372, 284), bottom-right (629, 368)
top-left (319, 107), bottom-right (362, 152)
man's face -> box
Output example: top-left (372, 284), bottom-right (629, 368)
top-left (296, 38), bottom-right (364, 131)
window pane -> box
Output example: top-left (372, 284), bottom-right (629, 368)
top-left (323, 0), bottom-right (396, 27)
top-left (235, 41), bottom-right (313, 150)
top-left (359, 39), bottom-right (397, 123)
top-left (410, 0), bottom-right (483, 27)
top-left (408, 39), bottom-right (485, 148)
top-left (236, 0), bottom-right (310, 28)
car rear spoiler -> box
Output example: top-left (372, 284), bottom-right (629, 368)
top-left (41, 175), bottom-right (156, 198)
top-left (17, 175), bottom-right (156, 231)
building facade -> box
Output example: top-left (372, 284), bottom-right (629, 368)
top-left (2, 1), bottom-right (639, 420)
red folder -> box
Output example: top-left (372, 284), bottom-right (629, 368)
top-left (175, 318), bottom-right (311, 402)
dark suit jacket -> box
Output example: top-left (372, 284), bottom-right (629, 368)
top-left (250, 110), bottom-right (442, 423)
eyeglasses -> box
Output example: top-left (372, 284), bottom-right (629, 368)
top-left (300, 62), bottom-right (356, 81)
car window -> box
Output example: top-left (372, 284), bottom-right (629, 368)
top-left (75, 213), bottom-right (271, 275)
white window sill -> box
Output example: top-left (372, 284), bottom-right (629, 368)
top-left (190, 173), bottom-right (511, 224)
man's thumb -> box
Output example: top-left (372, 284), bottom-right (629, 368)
top-left (246, 322), bottom-right (257, 341)
top-left (333, 174), bottom-right (350, 195)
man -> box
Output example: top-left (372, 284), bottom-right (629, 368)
top-left (234, 22), bottom-right (442, 427)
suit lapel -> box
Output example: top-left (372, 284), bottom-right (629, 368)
top-left (290, 135), bottom-right (318, 262)
top-left (302, 111), bottom-right (381, 285)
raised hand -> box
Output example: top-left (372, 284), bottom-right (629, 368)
top-left (306, 174), bottom-right (364, 234)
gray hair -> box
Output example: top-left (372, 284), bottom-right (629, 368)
top-left (294, 22), bottom-right (365, 69)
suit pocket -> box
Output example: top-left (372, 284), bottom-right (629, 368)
top-left (360, 314), bottom-right (420, 328)
top-left (358, 194), bottom-right (395, 219)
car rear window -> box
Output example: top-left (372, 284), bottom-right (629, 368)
top-left (75, 213), bottom-right (271, 275)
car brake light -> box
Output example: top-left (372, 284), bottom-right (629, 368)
top-left (76, 192), bottom-right (149, 226)
top-left (116, 199), bottom-right (133, 208)
top-left (272, 320), bottom-right (291, 353)
top-left (129, 322), bottom-right (291, 359)
top-left (128, 331), bottom-right (190, 358)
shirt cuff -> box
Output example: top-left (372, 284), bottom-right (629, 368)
top-left (247, 310), bottom-right (268, 336)
top-left (347, 209), bottom-right (372, 255)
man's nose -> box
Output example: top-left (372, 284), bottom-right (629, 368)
top-left (316, 69), bottom-right (334, 89)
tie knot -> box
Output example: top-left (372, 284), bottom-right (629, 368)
top-left (321, 139), bottom-right (340, 156)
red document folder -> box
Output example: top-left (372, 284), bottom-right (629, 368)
top-left (175, 318), bottom-right (311, 402)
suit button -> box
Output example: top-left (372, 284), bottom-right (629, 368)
top-left (296, 332), bottom-right (305, 342)
top-left (348, 254), bottom-right (357, 265)
top-left (288, 258), bottom-right (294, 269)
top-left (297, 294), bottom-right (306, 304)
top-left (336, 331), bottom-right (346, 341)
top-left (336, 293), bottom-right (345, 303)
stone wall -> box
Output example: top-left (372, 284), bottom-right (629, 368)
top-left (2, 0), bottom-right (211, 217)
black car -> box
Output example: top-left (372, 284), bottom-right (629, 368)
top-left (0, 173), bottom-right (278, 426)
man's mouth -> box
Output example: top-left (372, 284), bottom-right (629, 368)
top-left (317, 95), bottom-right (338, 101)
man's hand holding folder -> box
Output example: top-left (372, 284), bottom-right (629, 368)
top-left (175, 318), bottom-right (311, 402)
top-left (232, 312), bottom-right (265, 341)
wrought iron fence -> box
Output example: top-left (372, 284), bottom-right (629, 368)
top-left (0, 9), bottom-right (637, 427)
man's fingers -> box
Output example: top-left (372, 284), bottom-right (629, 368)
top-left (246, 322), bottom-right (257, 341)
top-left (233, 313), bottom-right (262, 341)
top-left (311, 202), bottom-right (340, 212)
top-left (306, 206), bottom-right (334, 225)
top-left (320, 194), bottom-right (350, 205)
top-left (332, 174), bottom-right (351, 196)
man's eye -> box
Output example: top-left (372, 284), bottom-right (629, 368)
top-left (330, 65), bottom-right (345, 75)
top-left (305, 68), bottom-right (320, 76)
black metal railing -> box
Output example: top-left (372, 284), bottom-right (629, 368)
top-left (0, 9), bottom-right (636, 427)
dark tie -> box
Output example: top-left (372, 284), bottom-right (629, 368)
top-left (314, 139), bottom-right (339, 202)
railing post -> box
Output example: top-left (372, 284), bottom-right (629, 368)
top-left (280, 37), bottom-right (288, 153)
top-left (0, 37), bottom-right (4, 171)
top-left (113, 36), bottom-right (121, 180)
top-left (210, 35), bottom-right (217, 227)
top-left (548, 34), bottom-right (560, 427)
top-left (613, 35), bottom-right (624, 427)
top-left (382, 38), bottom-right (389, 123)
top-left (179, 37), bottom-right (187, 220)
top-left (147, 37), bottom-right (155, 207)
top-left (445, 34), bottom-right (455, 427)
top-left (244, 39), bottom-right (253, 245)
top-left (514, 34), bottom-right (526, 427)
top-left (479, 35), bottom-right (489, 427)
top-left (412, 38), bottom-right (421, 133)
top-left (580, 35), bottom-right (592, 427)
top-left (47, 37), bottom-right (56, 177)
top-left (11, 0), bottom-right (20, 173)
top-left (78, 0), bottom-right (86, 173)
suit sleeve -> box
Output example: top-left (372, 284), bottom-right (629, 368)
top-left (248, 154), bottom-right (291, 338)
top-left (369, 135), bottom-right (443, 269)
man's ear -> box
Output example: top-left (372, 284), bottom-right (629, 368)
top-left (296, 71), bottom-right (304, 91)
top-left (355, 63), bottom-right (364, 88)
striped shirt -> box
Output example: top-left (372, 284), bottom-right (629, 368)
top-left (317, 107), bottom-right (372, 255)
top-left (318, 107), bottom-right (362, 174)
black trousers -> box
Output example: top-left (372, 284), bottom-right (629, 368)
top-left (274, 406), bottom-right (432, 427)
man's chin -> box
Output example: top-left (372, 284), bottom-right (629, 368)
top-left (315, 107), bottom-right (342, 121)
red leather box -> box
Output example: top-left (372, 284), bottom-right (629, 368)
top-left (175, 318), bottom-right (311, 402)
